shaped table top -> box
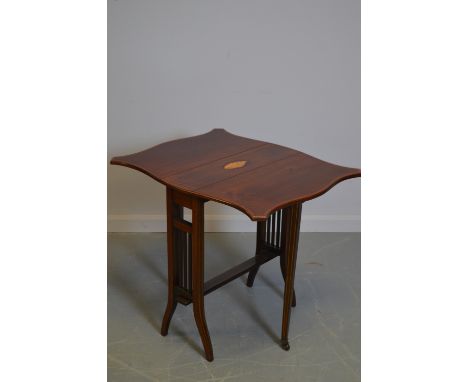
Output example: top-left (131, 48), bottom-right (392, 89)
top-left (111, 129), bottom-right (360, 221)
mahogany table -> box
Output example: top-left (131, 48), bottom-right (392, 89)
top-left (110, 129), bottom-right (360, 361)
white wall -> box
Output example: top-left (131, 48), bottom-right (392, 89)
top-left (108, 0), bottom-right (361, 232)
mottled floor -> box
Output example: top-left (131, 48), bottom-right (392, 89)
top-left (108, 233), bottom-right (360, 382)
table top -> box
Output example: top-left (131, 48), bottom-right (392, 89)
top-left (111, 129), bottom-right (360, 220)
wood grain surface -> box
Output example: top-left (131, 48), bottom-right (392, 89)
top-left (111, 129), bottom-right (360, 220)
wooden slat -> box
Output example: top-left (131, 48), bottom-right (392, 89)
top-left (204, 248), bottom-right (279, 296)
top-left (182, 230), bottom-right (187, 289)
top-left (276, 210), bottom-right (281, 247)
top-left (256, 220), bottom-right (266, 253)
top-left (270, 212), bottom-right (276, 245)
top-left (175, 228), bottom-right (181, 286)
top-left (172, 189), bottom-right (193, 209)
top-left (174, 218), bottom-right (192, 233)
top-left (267, 216), bottom-right (271, 245)
top-left (188, 233), bottom-right (192, 292)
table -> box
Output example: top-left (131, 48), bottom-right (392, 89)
top-left (110, 129), bottom-right (360, 361)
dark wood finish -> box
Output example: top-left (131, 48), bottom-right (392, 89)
top-left (246, 220), bottom-right (266, 287)
top-left (161, 188), bottom-right (214, 361)
top-left (159, 185), bottom-right (305, 360)
top-left (190, 196), bottom-right (214, 362)
top-left (166, 243), bottom-right (281, 304)
top-left (111, 130), bottom-right (360, 360)
top-left (110, 129), bottom-right (263, 180)
top-left (195, 153), bottom-right (357, 220)
top-left (172, 189), bottom-right (195, 209)
top-left (174, 286), bottom-right (192, 306)
top-left (160, 188), bottom-right (180, 336)
top-left (111, 129), bottom-right (360, 221)
top-left (173, 219), bottom-right (192, 233)
top-left (204, 247), bottom-right (278, 295)
top-left (247, 207), bottom-right (297, 306)
top-left (280, 203), bottom-right (302, 351)
top-left (279, 208), bottom-right (296, 307)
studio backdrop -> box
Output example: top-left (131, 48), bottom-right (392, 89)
top-left (107, 0), bottom-right (360, 232)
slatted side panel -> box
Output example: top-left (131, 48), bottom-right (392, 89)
top-left (264, 209), bottom-right (283, 249)
top-left (174, 227), bottom-right (192, 293)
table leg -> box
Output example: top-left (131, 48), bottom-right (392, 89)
top-left (162, 187), bottom-right (301, 358)
top-left (246, 220), bottom-right (266, 287)
top-left (280, 253), bottom-right (296, 307)
top-left (247, 210), bottom-right (297, 307)
top-left (191, 198), bottom-right (214, 362)
top-left (280, 203), bottom-right (302, 351)
top-left (161, 188), bottom-right (182, 336)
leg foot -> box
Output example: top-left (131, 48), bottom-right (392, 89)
top-left (161, 300), bottom-right (177, 336)
top-left (280, 339), bottom-right (290, 351)
top-left (246, 266), bottom-right (259, 287)
top-left (280, 204), bottom-right (301, 354)
top-left (192, 197), bottom-right (214, 362)
top-left (193, 301), bottom-right (214, 361)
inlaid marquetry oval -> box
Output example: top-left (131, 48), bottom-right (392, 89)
top-left (223, 160), bottom-right (247, 170)
top-left (110, 129), bottom-right (361, 221)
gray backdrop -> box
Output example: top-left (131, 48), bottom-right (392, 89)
top-left (108, 0), bottom-right (360, 232)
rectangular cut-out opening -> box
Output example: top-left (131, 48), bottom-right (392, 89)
top-left (183, 207), bottom-right (192, 223)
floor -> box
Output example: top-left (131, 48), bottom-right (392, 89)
top-left (108, 233), bottom-right (360, 382)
